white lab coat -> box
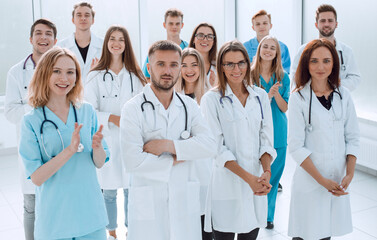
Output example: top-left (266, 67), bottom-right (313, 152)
top-left (120, 84), bottom-right (216, 240)
top-left (290, 40), bottom-right (361, 91)
top-left (205, 64), bottom-right (216, 89)
top-left (85, 68), bottom-right (144, 189)
top-left (287, 82), bottom-right (360, 240)
top-left (58, 32), bottom-right (103, 81)
top-left (179, 90), bottom-right (213, 215)
top-left (4, 55), bottom-right (35, 194)
top-left (200, 84), bottom-right (276, 233)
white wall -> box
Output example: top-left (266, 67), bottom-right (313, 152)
top-left (302, 0), bottom-right (377, 121)
top-left (0, 0), bottom-right (34, 95)
top-left (140, 0), bottom-right (227, 64)
top-left (236, 0), bottom-right (302, 65)
top-left (39, 0), bottom-right (141, 62)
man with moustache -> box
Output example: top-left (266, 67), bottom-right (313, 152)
top-left (291, 4), bottom-right (361, 91)
top-left (120, 40), bottom-right (215, 240)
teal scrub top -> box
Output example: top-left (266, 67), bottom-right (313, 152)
top-left (19, 102), bottom-right (109, 239)
top-left (142, 40), bottom-right (189, 78)
top-left (260, 72), bottom-right (290, 148)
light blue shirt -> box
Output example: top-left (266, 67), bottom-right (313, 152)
top-left (142, 40), bottom-right (189, 78)
top-left (260, 72), bottom-right (290, 148)
top-left (244, 37), bottom-right (291, 74)
top-left (19, 102), bottom-right (109, 239)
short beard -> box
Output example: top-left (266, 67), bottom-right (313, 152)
top-left (319, 28), bottom-right (335, 38)
top-left (150, 74), bottom-right (179, 92)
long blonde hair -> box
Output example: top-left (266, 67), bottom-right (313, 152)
top-left (175, 48), bottom-right (207, 104)
top-left (250, 35), bottom-right (284, 87)
top-left (28, 47), bottom-right (83, 108)
top-left (216, 40), bottom-right (252, 96)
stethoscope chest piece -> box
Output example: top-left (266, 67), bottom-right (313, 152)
top-left (77, 143), bottom-right (84, 152)
top-left (180, 130), bottom-right (190, 140)
top-left (307, 124), bottom-right (313, 132)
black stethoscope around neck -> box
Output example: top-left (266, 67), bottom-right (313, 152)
top-left (141, 92), bottom-right (190, 139)
top-left (21, 54), bottom-right (36, 94)
top-left (40, 104), bottom-right (84, 160)
top-left (307, 85), bottom-right (343, 132)
top-left (102, 69), bottom-right (134, 98)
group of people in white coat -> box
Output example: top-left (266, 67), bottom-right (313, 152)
top-left (4, 1), bottom-right (362, 240)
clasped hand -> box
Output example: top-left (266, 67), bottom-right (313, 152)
top-left (320, 175), bottom-right (353, 196)
top-left (248, 171), bottom-right (272, 196)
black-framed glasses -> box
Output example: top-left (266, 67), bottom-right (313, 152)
top-left (222, 61), bottom-right (248, 70)
top-left (195, 33), bottom-right (215, 41)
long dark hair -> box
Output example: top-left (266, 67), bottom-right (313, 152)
top-left (189, 22), bottom-right (217, 64)
top-left (295, 38), bottom-right (340, 91)
top-left (92, 25), bottom-right (146, 85)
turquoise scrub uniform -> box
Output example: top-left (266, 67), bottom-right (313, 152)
top-left (19, 103), bottom-right (110, 240)
top-left (244, 37), bottom-right (291, 74)
top-left (142, 40), bottom-right (189, 78)
top-left (260, 72), bottom-right (290, 223)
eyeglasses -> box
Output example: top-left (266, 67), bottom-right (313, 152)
top-left (195, 33), bottom-right (215, 41)
top-left (222, 61), bottom-right (248, 70)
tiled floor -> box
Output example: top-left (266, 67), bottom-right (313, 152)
top-left (0, 152), bottom-right (376, 240)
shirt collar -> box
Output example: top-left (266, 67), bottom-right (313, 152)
top-left (224, 81), bottom-right (258, 99)
top-left (143, 84), bottom-right (182, 109)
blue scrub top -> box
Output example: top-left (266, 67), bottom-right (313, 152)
top-left (19, 102), bottom-right (109, 239)
top-left (260, 72), bottom-right (290, 148)
top-left (142, 40), bottom-right (189, 78)
top-left (244, 37), bottom-right (291, 74)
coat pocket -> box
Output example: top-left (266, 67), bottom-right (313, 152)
top-left (129, 186), bottom-right (155, 220)
top-left (211, 167), bottom-right (241, 200)
top-left (187, 181), bottom-right (201, 216)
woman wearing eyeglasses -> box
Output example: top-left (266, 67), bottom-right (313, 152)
top-left (189, 23), bottom-right (218, 88)
top-left (250, 36), bottom-right (290, 230)
top-left (201, 40), bottom-right (276, 240)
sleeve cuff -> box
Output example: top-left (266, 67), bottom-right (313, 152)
top-left (291, 147), bottom-right (312, 165)
top-left (216, 150), bottom-right (236, 167)
top-left (346, 145), bottom-right (360, 160)
top-left (259, 146), bottom-right (277, 163)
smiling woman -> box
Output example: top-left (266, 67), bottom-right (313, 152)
top-left (19, 47), bottom-right (110, 240)
top-left (85, 25), bottom-right (146, 240)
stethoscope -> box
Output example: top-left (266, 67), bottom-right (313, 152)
top-left (306, 85), bottom-right (343, 132)
top-left (181, 40), bottom-right (188, 49)
top-left (219, 90), bottom-right (264, 125)
top-left (21, 54), bottom-right (36, 100)
top-left (40, 105), bottom-right (84, 160)
top-left (141, 92), bottom-right (190, 139)
top-left (102, 69), bottom-right (133, 98)
top-left (339, 50), bottom-right (346, 71)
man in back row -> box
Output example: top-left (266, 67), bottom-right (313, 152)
top-left (244, 10), bottom-right (291, 74)
top-left (142, 8), bottom-right (189, 81)
top-left (290, 4), bottom-right (361, 91)
top-left (5, 19), bottom-right (57, 240)
top-left (58, 1), bottom-right (103, 82)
